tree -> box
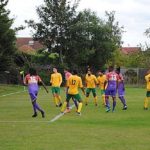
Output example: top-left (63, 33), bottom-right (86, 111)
top-left (26, 1), bottom-right (123, 70)
top-left (0, 0), bottom-right (16, 71)
top-left (26, 0), bottom-right (80, 65)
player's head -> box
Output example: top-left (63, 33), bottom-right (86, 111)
top-left (64, 68), bottom-right (70, 73)
top-left (98, 70), bottom-right (103, 76)
top-left (98, 68), bottom-right (105, 76)
top-left (72, 69), bottom-right (78, 75)
top-left (108, 66), bottom-right (114, 72)
top-left (87, 70), bottom-right (91, 76)
top-left (116, 67), bottom-right (120, 74)
top-left (29, 68), bottom-right (37, 76)
top-left (53, 67), bottom-right (57, 73)
top-left (146, 69), bottom-right (150, 75)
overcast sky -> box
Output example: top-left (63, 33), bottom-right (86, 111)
top-left (7, 0), bottom-right (150, 46)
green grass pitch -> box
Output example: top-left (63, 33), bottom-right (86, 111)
top-left (0, 85), bottom-right (150, 150)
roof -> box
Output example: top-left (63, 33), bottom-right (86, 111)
top-left (16, 37), bottom-right (45, 52)
top-left (18, 45), bottom-right (35, 54)
top-left (121, 47), bottom-right (140, 54)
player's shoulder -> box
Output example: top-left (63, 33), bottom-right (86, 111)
top-left (58, 72), bottom-right (62, 75)
top-left (92, 74), bottom-right (96, 77)
top-left (25, 74), bottom-right (30, 78)
top-left (145, 74), bottom-right (150, 78)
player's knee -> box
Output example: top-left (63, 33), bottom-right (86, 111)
top-left (86, 93), bottom-right (90, 97)
top-left (93, 93), bottom-right (96, 97)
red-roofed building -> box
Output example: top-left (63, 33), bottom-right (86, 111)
top-left (121, 47), bottom-right (141, 55)
top-left (16, 37), bottom-right (45, 52)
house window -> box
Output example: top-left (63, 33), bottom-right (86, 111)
top-left (28, 40), bottom-right (34, 45)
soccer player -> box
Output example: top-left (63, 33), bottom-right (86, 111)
top-left (64, 69), bottom-right (78, 112)
top-left (50, 68), bottom-right (62, 107)
top-left (97, 70), bottom-right (106, 106)
top-left (144, 70), bottom-right (150, 110)
top-left (116, 67), bottom-right (127, 110)
top-left (104, 66), bottom-right (119, 112)
top-left (85, 70), bottom-right (98, 106)
top-left (24, 68), bottom-right (48, 118)
top-left (61, 70), bottom-right (85, 115)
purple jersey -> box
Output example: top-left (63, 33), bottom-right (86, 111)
top-left (24, 74), bottom-right (42, 101)
top-left (105, 71), bottom-right (119, 96)
top-left (106, 71), bottom-right (119, 89)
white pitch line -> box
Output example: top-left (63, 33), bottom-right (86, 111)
top-left (0, 90), bottom-right (27, 98)
top-left (49, 104), bottom-right (75, 123)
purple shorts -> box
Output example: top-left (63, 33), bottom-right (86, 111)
top-left (29, 91), bottom-right (38, 101)
top-left (105, 88), bottom-right (117, 97)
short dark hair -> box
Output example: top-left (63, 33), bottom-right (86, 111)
top-left (29, 68), bottom-right (37, 76)
top-left (108, 66), bottom-right (114, 72)
top-left (116, 67), bottom-right (120, 73)
top-left (72, 70), bottom-right (78, 75)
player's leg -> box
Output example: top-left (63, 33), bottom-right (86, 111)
top-left (101, 89), bottom-right (106, 106)
top-left (118, 89), bottom-right (127, 110)
top-left (112, 96), bottom-right (116, 112)
top-left (85, 88), bottom-right (91, 105)
top-left (29, 92), bottom-right (38, 117)
top-left (105, 89), bottom-right (110, 112)
top-left (144, 91), bottom-right (150, 110)
top-left (30, 92), bottom-right (45, 117)
top-left (55, 87), bottom-right (62, 107)
top-left (34, 92), bottom-right (45, 117)
top-left (52, 87), bottom-right (59, 107)
top-left (111, 89), bottom-right (117, 112)
top-left (72, 98), bottom-right (78, 110)
top-left (92, 88), bottom-right (98, 106)
top-left (75, 94), bottom-right (82, 115)
top-left (61, 94), bottom-right (71, 113)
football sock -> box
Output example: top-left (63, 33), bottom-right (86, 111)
top-left (144, 97), bottom-right (148, 108)
top-left (85, 97), bottom-right (89, 104)
top-left (57, 95), bottom-right (62, 104)
top-left (53, 97), bottom-right (58, 106)
top-left (34, 102), bottom-right (43, 112)
top-left (105, 97), bottom-right (110, 108)
top-left (119, 96), bottom-right (126, 106)
top-left (77, 102), bottom-right (83, 113)
top-left (61, 102), bottom-right (67, 112)
top-left (112, 100), bottom-right (116, 111)
top-left (32, 103), bottom-right (37, 114)
top-left (94, 96), bottom-right (98, 105)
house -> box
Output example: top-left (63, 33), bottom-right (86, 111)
top-left (16, 37), bottom-right (45, 53)
top-left (121, 47), bottom-right (141, 55)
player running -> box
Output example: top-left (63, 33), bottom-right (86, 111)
top-left (116, 67), bottom-right (127, 110)
top-left (104, 66), bottom-right (119, 112)
top-left (61, 70), bottom-right (85, 115)
top-left (24, 68), bottom-right (48, 118)
top-left (50, 68), bottom-right (62, 107)
top-left (85, 70), bottom-right (98, 106)
top-left (97, 70), bottom-right (106, 106)
top-left (144, 70), bottom-right (150, 110)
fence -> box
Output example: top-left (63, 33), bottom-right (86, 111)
top-left (0, 68), bottom-right (149, 87)
top-left (120, 68), bottom-right (148, 87)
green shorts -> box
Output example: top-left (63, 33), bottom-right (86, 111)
top-left (146, 91), bottom-right (150, 97)
top-left (86, 88), bottom-right (96, 96)
top-left (66, 94), bottom-right (82, 102)
top-left (51, 87), bottom-right (60, 94)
